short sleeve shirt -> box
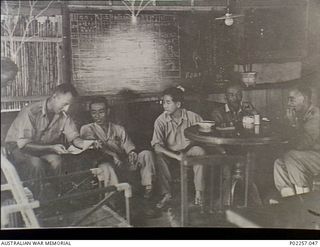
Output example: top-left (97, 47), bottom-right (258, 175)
top-left (80, 122), bottom-right (136, 155)
top-left (295, 105), bottom-right (320, 151)
top-left (211, 102), bottom-right (257, 126)
top-left (5, 99), bottom-right (79, 149)
top-left (151, 108), bottom-right (203, 152)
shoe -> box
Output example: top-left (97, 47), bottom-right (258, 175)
top-left (194, 190), bottom-right (203, 206)
top-left (144, 207), bottom-right (161, 218)
top-left (156, 193), bottom-right (172, 209)
top-left (269, 198), bottom-right (279, 205)
top-left (143, 186), bottom-right (153, 199)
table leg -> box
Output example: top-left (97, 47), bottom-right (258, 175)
top-left (181, 160), bottom-right (188, 227)
top-left (209, 165), bottom-right (215, 214)
top-left (245, 151), bottom-right (262, 207)
top-left (244, 152), bottom-right (252, 207)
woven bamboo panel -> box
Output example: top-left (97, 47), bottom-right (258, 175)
top-left (1, 14), bottom-right (63, 111)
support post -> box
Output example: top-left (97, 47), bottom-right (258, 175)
top-left (61, 2), bottom-right (71, 84)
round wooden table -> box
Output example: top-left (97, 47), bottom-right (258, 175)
top-left (185, 124), bottom-right (286, 147)
top-left (184, 124), bottom-right (288, 208)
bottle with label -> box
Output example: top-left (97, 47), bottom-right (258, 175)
top-left (254, 114), bottom-right (260, 125)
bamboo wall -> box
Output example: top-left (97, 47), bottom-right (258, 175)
top-left (1, 14), bottom-right (63, 112)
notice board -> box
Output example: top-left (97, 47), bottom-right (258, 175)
top-left (70, 12), bottom-right (181, 95)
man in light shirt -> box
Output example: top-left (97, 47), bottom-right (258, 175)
top-left (5, 83), bottom-right (98, 199)
top-left (80, 97), bottom-right (156, 199)
top-left (151, 87), bottom-right (205, 208)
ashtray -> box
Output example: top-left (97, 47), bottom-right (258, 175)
top-left (197, 121), bottom-right (215, 133)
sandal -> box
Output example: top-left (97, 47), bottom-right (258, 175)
top-left (156, 193), bottom-right (172, 209)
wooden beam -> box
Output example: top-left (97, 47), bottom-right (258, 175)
top-left (1, 36), bottom-right (62, 43)
top-left (68, 5), bottom-right (225, 12)
top-left (1, 95), bottom-right (48, 103)
top-left (241, 0), bottom-right (307, 7)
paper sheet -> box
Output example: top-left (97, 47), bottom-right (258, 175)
top-left (66, 140), bottom-right (95, 155)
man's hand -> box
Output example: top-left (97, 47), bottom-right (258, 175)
top-left (128, 151), bottom-right (138, 171)
top-left (175, 152), bottom-right (183, 161)
top-left (102, 149), bottom-right (122, 168)
top-left (51, 144), bottom-right (68, 154)
top-left (286, 108), bottom-right (297, 126)
top-left (92, 140), bottom-right (103, 149)
top-left (242, 102), bottom-right (256, 114)
top-left (114, 156), bottom-right (122, 168)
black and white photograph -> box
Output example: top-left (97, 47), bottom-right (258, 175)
top-left (1, 0), bottom-right (320, 233)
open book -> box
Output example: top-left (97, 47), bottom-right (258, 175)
top-left (66, 140), bottom-right (95, 155)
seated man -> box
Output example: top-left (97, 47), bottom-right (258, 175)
top-left (274, 85), bottom-right (320, 197)
top-left (151, 87), bottom-right (205, 208)
top-left (210, 82), bottom-right (257, 126)
top-left (210, 82), bottom-right (258, 206)
top-left (80, 97), bottom-right (156, 198)
top-left (5, 83), bottom-right (98, 199)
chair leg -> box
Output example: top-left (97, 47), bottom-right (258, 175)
top-left (181, 161), bottom-right (188, 227)
top-left (218, 165), bottom-right (224, 213)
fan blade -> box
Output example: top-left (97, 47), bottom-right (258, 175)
top-left (231, 14), bottom-right (244, 18)
top-left (215, 16), bottom-right (227, 20)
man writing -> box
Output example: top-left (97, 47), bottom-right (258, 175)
top-left (5, 83), bottom-right (98, 199)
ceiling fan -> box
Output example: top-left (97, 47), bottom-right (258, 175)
top-left (215, 0), bottom-right (244, 26)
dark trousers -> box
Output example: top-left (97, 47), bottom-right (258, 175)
top-left (9, 147), bottom-right (62, 200)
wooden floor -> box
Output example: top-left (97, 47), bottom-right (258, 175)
top-left (130, 182), bottom-right (243, 227)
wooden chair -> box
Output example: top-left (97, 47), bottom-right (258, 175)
top-left (180, 154), bottom-right (245, 226)
top-left (1, 153), bottom-right (132, 228)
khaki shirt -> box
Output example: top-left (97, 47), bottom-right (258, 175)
top-left (211, 102), bottom-right (257, 126)
top-left (294, 105), bottom-right (320, 151)
top-left (5, 99), bottom-right (79, 149)
top-left (80, 122), bottom-right (135, 155)
top-left (151, 108), bottom-right (203, 152)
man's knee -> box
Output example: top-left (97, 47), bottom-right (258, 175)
top-left (139, 150), bottom-right (153, 159)
top-left (283, 150), bottom-right (301, 162)
top-left (28, 156), bottom-right (44, 171)
top-left (43, 154), bottom-right (62, 171)
top-left (283, 150), bottom-right (305, 171)
top-left (51, 156), bottom-right (62, 169)
top-left (97, 162), bottom-right (118, 185)
top-left (155, 152), bottom-right (168, 164)
top-left (138, 150), bottom-right (155, 165)
top-left (25, 156), bottom-right (47, 179)
top-left (187, 146), bottom-right (205, 157)
top-left (98, 162), bottom-right (113, 172)
top-left (274, 158), bottom-right (284, 173)
top-left (193, 164), bottom-right (204, 173)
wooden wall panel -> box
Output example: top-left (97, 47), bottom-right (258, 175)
top-left (266, 88), bottom-right (284, 122)
top-left (244, 89), bottom-right (267, 116)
